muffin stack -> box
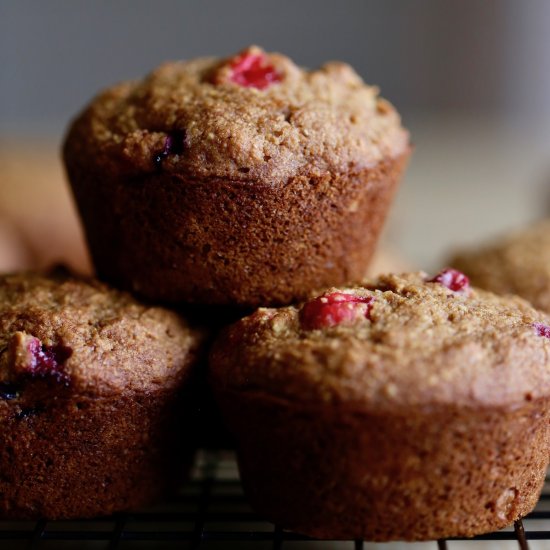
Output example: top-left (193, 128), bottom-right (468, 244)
top-left (1, 46), bottom-right (548, 542)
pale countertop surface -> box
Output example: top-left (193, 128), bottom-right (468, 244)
top-left (0, 114), bottom-right (549, 549)
top-left (390, 113), bottom-right (550, 271)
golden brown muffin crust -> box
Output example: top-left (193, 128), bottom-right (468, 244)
top-left (0, 269), bottom-right (200, 396)
top-left (211, 272), bottom-right (550, 409)
top-left (65, 45), bottom-right (408, 182)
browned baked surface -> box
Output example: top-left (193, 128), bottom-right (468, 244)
top-left (210, 271), bottom-right (550, 540)
top-left (0, 269), bottom-right (204, 519)
top-left (450, 219), bottom-right (550, 313)
top-left (64, 46), bottom-right (410, 307)
top-left (63, 46), bottom-right (407, 182)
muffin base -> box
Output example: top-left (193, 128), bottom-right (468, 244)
top-left (66, 152), bottom-right (409, 307)
top-left (0, 386), bottom-right (194, 519)
top-left (218, 390), bottom-right (549, 541)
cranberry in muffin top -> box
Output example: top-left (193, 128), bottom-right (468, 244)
top-left (211, 272), bottom-right (550, 409)
top-left (64, 45), bottom-right (408, 182)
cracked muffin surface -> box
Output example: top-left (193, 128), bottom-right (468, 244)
top-left (65, 45), bottom-right (408, 182)
top-left (0, 268), bottom-right (200, 394)
top-left (212, 271), bottom-right (550, 409)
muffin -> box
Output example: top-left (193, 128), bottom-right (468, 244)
top-left (450, 219), bottom-right (550, 312)
top-left (63, 45), bottom-right (410, 307)
top-left (210, 270), bottom-right (550, 541)
top-left (0, 268), bottom-right (203, 519)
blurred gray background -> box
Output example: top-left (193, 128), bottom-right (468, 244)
top-left (1, 0), bottom-right (550, 269)
top-left (2, 0), bottom-right (550, 132)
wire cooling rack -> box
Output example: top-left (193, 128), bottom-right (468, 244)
top-left (0, 451), bottom-right (548, 549)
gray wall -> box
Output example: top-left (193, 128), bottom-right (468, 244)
top-left (1, 0), bottom-right (550, 135)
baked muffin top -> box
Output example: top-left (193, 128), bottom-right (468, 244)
top-left (450, 220), bottom-right (550, 313)
top-left (0, 269), bottom-right (202, 397)
top-left (64, 46), bottom-right (409, 183)
top-left (210, 271), bottom-right (550, 410)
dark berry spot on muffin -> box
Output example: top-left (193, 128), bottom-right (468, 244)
top-left (154, 130), bottom-right (187, 169)
top-left (0, 383), bottom-right (19, 400)
top-left (428, 268), bottom-right (470, 293)
top-left (484, 501), bottom-right (495, 511)
top-left (300, 292), bottom-right (374, 330)
top-left (25, 337), bottom-right (72, 384)
top-left (533, 322), bottom-right (550, 338)
top-left (14, 406), bottom-right (42, 420)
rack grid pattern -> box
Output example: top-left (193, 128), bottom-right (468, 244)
top-left (1, 451), bottom-right (548, 549)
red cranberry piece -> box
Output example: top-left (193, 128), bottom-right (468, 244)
top-left (300, 292), bottom-right (375, 330)
top-left (228, 51), bottom-right (282, 90)
top-left (533, 322), bottom-right (550, 338)
top-left (154, 129), bottom-right (187, 169)
top-left (428, 268), bottom-right (470, 293)
top-left (26, 337), bottom-right (72, 384)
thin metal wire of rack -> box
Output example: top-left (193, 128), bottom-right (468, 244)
top-left (0, 451), bottom-right (548, 549)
